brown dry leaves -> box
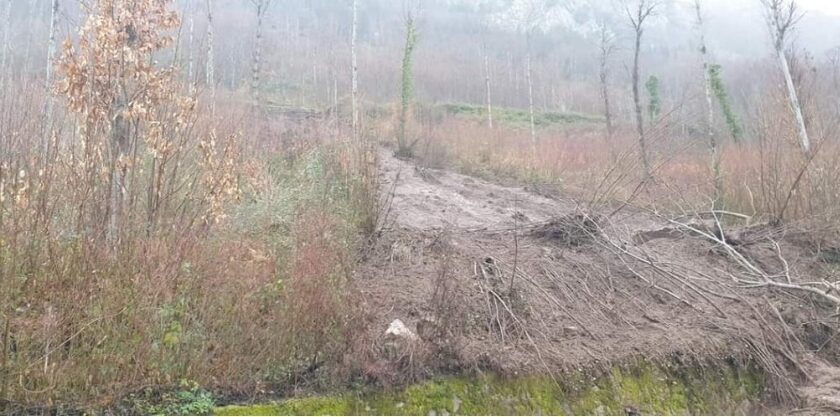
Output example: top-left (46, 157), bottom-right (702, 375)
top-left (55, 0), bottom-right (241, 233)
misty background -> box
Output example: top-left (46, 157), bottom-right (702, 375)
top-left (3, 0), bottom-right (839, 124)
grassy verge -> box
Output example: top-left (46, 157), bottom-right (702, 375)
top-left (215, 358), bottom-right (763, 416)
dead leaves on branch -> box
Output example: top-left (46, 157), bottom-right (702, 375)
top-left (55, 0), bottom-right (240, 235)
top-left (199, 131), bottom-right (242, 225)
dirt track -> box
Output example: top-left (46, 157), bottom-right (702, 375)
top-left (376, 148), bottom-right (574, 231)
top-left (355, 148), bottom-right (840, 413)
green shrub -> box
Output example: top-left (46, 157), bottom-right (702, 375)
top-left (120, 381), bottom-right (215, 416)
top-left (709, 64), bottom-right (743, 142)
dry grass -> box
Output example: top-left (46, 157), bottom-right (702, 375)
top-left (410, 103), bottom-right (840, 233)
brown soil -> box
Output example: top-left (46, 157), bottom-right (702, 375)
top-left (354, 149), bottom-right (840, 413)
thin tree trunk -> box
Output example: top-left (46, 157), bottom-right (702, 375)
top-left (351, 0), bottom-right (359, 142)
top-left (206, 0), bottom-right (215, 114)
top-left (188, 10), bottom-right (194, 93)
top-left (21, 0), bottom-right (39, 91)
top-left (507, 51), bottom-right (513, 103)
top-left (632, 26), bottom-right (651, 179)
top-left (599, 63), bottom-right (613, 138)
top-left (251, 1), bottom-right (263, 102)
top-left (47, 0), bottom-right (59, 85)
top-left (526, 32), bottom-right (537, 160)
top-left (42, 0), bottom-right (58, 156)
top-left (1, 0), bottom-right (11, 96)
top-left (598, 25), bottom-right (614, 139)
top-left (484, 46), bottom-right (493, 130)
top-left (695, 0), bottom-right (723, 207)
top-left (230, 54), bottom-right (237, 89)
top-left (777, 47), bottom-right (811, 155)
top-left (108, 101), bottom-right (130, 248)
top-left (761, 0), bottom-right (810, 156)
top-left (398, 15), bottom-right (417, 155)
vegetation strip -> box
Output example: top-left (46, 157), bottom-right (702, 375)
top-left (216, 359), bottom-right (763, 416)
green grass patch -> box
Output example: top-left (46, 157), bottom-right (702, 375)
top-left (439, 102), bottom-right (603, 129)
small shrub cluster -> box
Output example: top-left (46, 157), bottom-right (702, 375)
top-left (118, 381), bottom-right (215, 416)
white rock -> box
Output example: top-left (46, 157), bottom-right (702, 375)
top-left (386, 319), bottom-right (418, 340)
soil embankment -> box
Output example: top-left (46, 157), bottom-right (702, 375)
top-left (349, 148), bottom-right (840, 414)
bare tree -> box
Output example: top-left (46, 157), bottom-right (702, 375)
top-left (397, 9), bottom-right (418, 156)
top-left (1, 0), bottom-right (11, 95)
top-left (250, 0), bottom-right (272, 103)
top-left (187, 2), bottom-right (195, 93)
top-left (351, 0), bottom-right (359, 141)
top-left (626, 0), bottom-right (659, 180)
top-left (483, 35), bottom-right (494, 129)
top-left (21, 0), bottom-right (39, 91)
top-left (761, 0), bottom-right (810, 156)
top-left (694, 0), bottom-right (723, 207)
top-left (517, 0), bottom-right (550, 158)
top-left (491, 0), bottom-right (561, 157)
top-left (206, 0), bottom-right (216, 113)
top-left (45, 0), bottom-right (59, 92)
top-left (43, 0), bottom-right (59, 155)
top-left (598, 21), bottom-right (616, 139)
top-left (525, 30), bottom-right (536, 155)
top-left (828, 46), bottom-right (840, 114)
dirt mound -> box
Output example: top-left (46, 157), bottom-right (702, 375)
top-left (355, 148), bottom-right (840, 411)
top-left (529, 214), bottom-right (602, 246)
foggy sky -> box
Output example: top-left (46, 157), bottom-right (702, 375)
top-left (797, 0), bottom-right (840, 16)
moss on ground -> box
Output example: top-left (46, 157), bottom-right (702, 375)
top-left (214, 359), bottom-right (763, 416)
